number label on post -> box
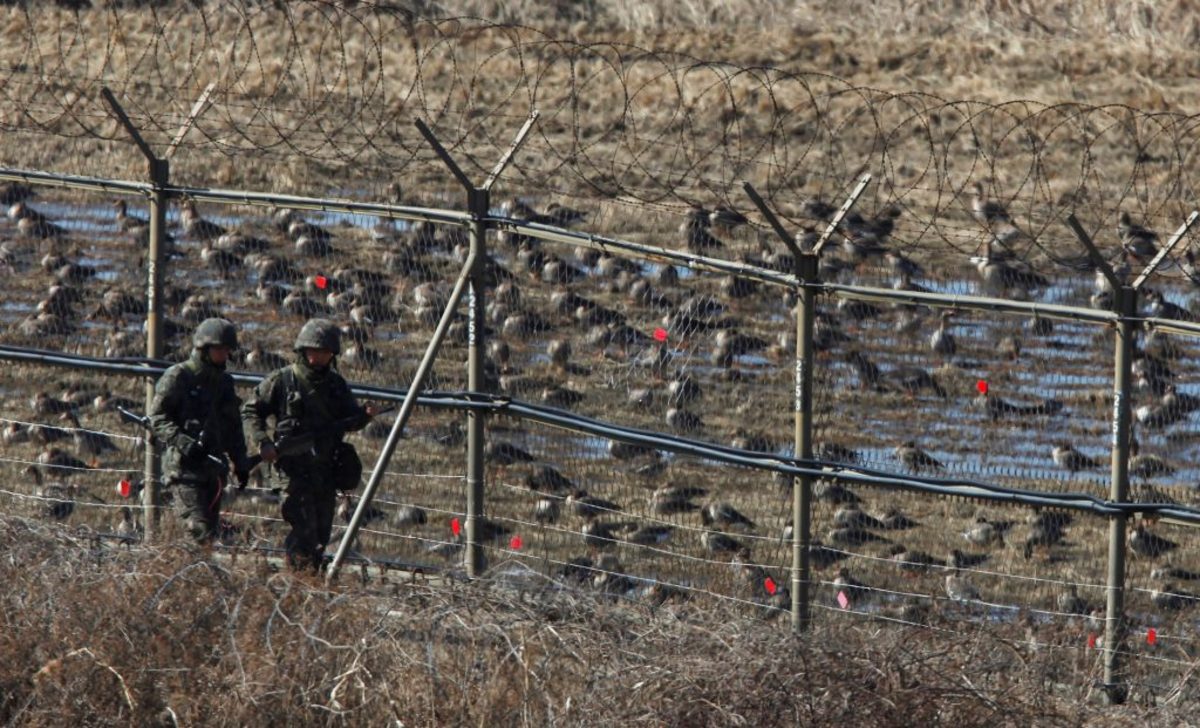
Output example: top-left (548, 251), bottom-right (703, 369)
top-left (1111, 390), bottom-right (1121, 448)
top-left (467, 286), bottom-right (478, 347)
top-left (794, 357), bottom-right (804, 413)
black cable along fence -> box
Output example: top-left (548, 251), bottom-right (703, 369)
top-left (1, 5), bottom-right (1200, 706)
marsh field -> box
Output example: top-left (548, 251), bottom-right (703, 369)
top-left (2, 1), bottom-right (1200, 725)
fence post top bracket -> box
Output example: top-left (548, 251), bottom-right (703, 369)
top-left (416, 112), bottom-right (541, 198)
top-left (813, 173), bottom-right (871, 258)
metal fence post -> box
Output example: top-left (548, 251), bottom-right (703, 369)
top-left (1067, 210), bottom-right (1197, 705)
top-left (330, 113), bottom-right (536, 581)
top-left (792, 253), bottom-right (818, 632)
top-left (326, 250), bottom-right (480, 581)
top-left (465, 187), bottom-right (489, 577)
top-left (1102, 284), bottom-right (1134, 704)
top-left (797, 174), bottom-right (869, 630)
top-left (738, 179), bottom-right (855, 632)
top-left (101, 87), bottom-right (174, 541)
top-left (103, 84), bottom-right (217, 541)
top-left (143, 159), bottom-right (169, 539)
top-left (1064, 213), bottom-right (1132, 703)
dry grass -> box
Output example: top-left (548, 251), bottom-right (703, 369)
top-left (0, 0), bottom-right (1196, 203)
top-left (0, 515), bottom-right (1189, 726)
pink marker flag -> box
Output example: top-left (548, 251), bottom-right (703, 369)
top-left (836, 590), bottom-right (850, 610)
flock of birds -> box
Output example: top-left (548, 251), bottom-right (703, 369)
top-left (3, 378), bottom-right (144, 538)
top-left (813, 185), bottom-right (1200, 491)
top-left (0, 177), bottom-right (1197, 621)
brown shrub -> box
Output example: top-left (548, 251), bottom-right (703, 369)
top-left (0, 515), bottom-right (1188, 726)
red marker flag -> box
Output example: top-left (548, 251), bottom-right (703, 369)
top-left (653, 327), bottom-right (668, 343)
top-left (976, 379), bottom-right (988, 395)
top-left (117, 479), bottom-right (132, 498)
top-left (314, 274), bottom-right (328, 290)
top-left (1147, 628), bottom-right (1157, 646)
top-left (1087, 633), bottom-right (1097, 649)
top-left (509, 535), bottom-right (523, 550)
top-left (764, 577), bottom-right (777, 595)
top-left (450, 517), bottom-right (461, 536)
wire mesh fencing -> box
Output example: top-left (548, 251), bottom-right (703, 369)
top-left (3, 167), bottom-right (1200, 701)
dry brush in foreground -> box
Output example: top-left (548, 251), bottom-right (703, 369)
top-left (0, 516), bottom-right (1182, 726)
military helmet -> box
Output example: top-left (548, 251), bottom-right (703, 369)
top-left (192, 317), bottom-right (238, 350)
top-left (294, 318), bottom-right (341, 355)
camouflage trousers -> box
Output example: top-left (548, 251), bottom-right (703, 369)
top-left (281, 484), bottom-right (337, 573)
top-left (170, 476), bottom-right (224, 544)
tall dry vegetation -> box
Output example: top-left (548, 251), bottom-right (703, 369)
top-left (0, 515), bottom-right (1181, 726)
top-left (423, 0), bottom-right (1200, 105)
top-left (0, 0), bottom-right (1195, 192)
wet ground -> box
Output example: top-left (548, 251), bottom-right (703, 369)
top-left (0, 187), bottom-right (1197, 667)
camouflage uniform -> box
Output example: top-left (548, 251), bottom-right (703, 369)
top-left (150, 318), bottom-right (248, 543)
top-left (241, 319), bottom-right (369, 571)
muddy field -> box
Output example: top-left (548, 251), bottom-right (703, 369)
top-left (0, 1), bottom-right (1199, 717)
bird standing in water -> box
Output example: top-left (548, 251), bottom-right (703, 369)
top-left (894, 441), bottom-right (945, 473)
top-left (929, 310), bottom-right (957, 360)
top-left (1052, 442), bottom-right (1102, 474)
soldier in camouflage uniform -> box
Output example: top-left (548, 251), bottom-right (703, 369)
top-left (150, 318), bottom-right (251, 544)
top-left (241, 318), bottom-right (380, 572)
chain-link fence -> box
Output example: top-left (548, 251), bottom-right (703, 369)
top-left (1, 168), bottom-right (1198, 703)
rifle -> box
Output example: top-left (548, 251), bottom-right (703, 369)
top-left (246, 404), bottom-right (396, 471)
top-left (116, 406), bottom-right (229, 470)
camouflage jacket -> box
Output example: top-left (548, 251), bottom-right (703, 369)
top-left (150, 348), bottom-right (247, 481)
top-left (241, 361), bottom-right (368, 466)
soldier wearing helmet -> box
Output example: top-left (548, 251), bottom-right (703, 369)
top-left (149, 317), bottom-right (250, 544)
top-left (241, 318), bottom-right (380, 572)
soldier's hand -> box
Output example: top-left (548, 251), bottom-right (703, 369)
top-left (364, 404), bottom-right (381, 418)
top-left (180, 436), bottom-right (205, 460)
top-left (259, 442), bottom-right (279, 464)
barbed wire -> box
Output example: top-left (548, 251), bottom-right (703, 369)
top-left (0, 6), bottom-right (1197, 269)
